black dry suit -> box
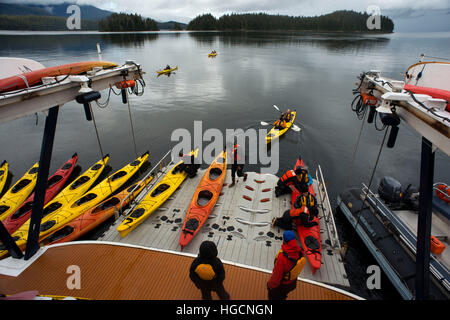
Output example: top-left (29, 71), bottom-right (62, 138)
top-left (189, 241), bottom-right (230, 300)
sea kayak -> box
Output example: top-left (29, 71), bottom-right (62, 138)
top-left (179, 150), bottom-right (227, 249)
top-left (117, 149), bottom-right (198, 238)
top-left (0, 161), bottom-right (8, 197)
top-left (208, 53), bottom-right (217, 57)
top-left (37, 151), bottom-right (149, 241)
top-left (0, 155), bottom-right (109, 257)
top-left (2, 154), bottom-right (78, 235)
top-left (0, 162), bottom-right (39, 222)
top-left (156, 66), bottom-right (178, 75)
top-left (266, 110), bottom-right (296, 144)
top-left (291, 157), bottom-right (322, 273)
top-left (0, 61), bottom-right (118, 93)
top-left (41, 176), bottom-right (153, 245)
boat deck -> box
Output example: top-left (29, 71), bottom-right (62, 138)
top-left (0, 242), bottom-right (357, 300)
top-left (99, 168), bottom-right (350, 289)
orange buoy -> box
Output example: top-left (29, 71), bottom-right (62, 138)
top-left (435, 184), bottom-right (450, 203)
top-left (431, 236), bottom-right (446, 255)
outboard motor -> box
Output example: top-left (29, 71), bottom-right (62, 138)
top-left (378, 176), bottom-right (403, 204)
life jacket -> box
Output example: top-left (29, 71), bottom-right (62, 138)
top-left (295, 193), bottom-right (316, 209)
top-left (436, 184), bottom-right (450, 203)
top-left (274, 249), bottom-right (306, 282)
top-left (289, 206), bottom-right (308, 219)
top-left (296, 169), bottom-right (309, 185)
top-left (194, 263), bottom-right (216, 281)
top-left (282, 112), bottom-right (291, 122)
top-left (280, 170), bottom-right (296, 186)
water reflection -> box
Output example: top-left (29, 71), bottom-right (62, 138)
top-left (100, 33), bottom-right (159, 47)
top-left (188, 31), bottom-right (391, 52)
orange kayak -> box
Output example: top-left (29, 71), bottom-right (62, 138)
top-left (40, 176), bottom-right (152, 245)
top-left (179, 151), bottom-right (227, 249)
top-left (0, 61), bottom-right (118, 93)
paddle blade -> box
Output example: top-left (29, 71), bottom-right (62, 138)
top-left (291, 124), bottom-right (301, 132)
top-left (273, 104), bottom-right (280, 112)
top-left (260, 121), bottom-right (269, 126)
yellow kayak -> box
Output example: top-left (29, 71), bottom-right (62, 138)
top-left (0, 162), bottom-right (39, 222)
top-left (0, 160), bottom-right (8, 197)
top-left (0, 156), bottom-right (110, 258)
top-left (156, 66), bottom-right (178, 75)
top-left (265, 110), bottom-right (296, 144)
top-left (117, 149), bottom-right (198, 238)
top-left (208, 53), bottom-right (217, 57)
top-left (37, 151), bottom-right (149, 241)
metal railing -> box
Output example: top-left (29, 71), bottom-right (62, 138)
top-left (315, 165), bottom-right (341, 250)
top-left (119, 149), bottom-right (174, 215)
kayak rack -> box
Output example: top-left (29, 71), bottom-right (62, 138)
top-left (119, 149), bottom-right (174, 216)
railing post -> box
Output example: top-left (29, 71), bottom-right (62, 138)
top-left (24, 106), bottom-right (59, 260)
top-left (415, 137), bottom-right (434, 300)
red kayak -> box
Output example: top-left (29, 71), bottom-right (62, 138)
top-left (404, 84), bottom-right (450, 112)
top-left (2, 154), bottom-right (78, 234)
top-left (291, 157), bottom-right (322, 273)
top-left (0, 61), bottom-right (117, 93)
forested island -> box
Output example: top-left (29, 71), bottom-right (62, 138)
top-left (98, 13), bottom-right (159, 32)
top-left (187, 11), bottom-right (394, 33)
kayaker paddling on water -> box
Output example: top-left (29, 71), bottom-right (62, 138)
top-left (273, 109), bottom-right (291, 129)
top-left (267, 230), bottom-right (305, 300)
top-left (229, 142), bottom-right (247, 188)
top-left (189, 241), bottom-right (230, 300)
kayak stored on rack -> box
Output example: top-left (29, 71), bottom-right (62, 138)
top-left (37, 152), bottom-right (149, 242)
top-left (2, 154), bottom-right (78, 235)
top-left (117, 149), bottom-right (198, 238)
top-left (179, 150), bottom-right (227, 249)
top-left (0, 61), bottom-right (118, 93)
top-left (41, 176), bottom-right (153, 245)
top-left (0, 155), bottom-right (110, 257)
top-left (291, 157), bottom-right (322, 273)
top-left (266, 110), bottom-right (296, 144)
top-left (0, 161), bottom-right (8, 197)
top-left (0, 162), bottom-right (39, 222)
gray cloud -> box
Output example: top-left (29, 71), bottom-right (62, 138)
top-left (4, 0), bottom-right (450, 22)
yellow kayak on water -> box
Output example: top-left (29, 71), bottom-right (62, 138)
top-left (0, 162), bottom-right (39, 222)
top-left (117, 149), bottom-right (198, 238)
top-left (0, 156), bottom-right (110, 257)
top-left (208, 53), bottom-right (217, 57)
top-left (265, 110), bottom-right (296, 144)
top-left (0, 160), bottom-right (8, 197)
top-left (156, 66), bottom-right (178, 75)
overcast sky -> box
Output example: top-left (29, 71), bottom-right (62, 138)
top-left (8, 0), bottom-right (450, 23)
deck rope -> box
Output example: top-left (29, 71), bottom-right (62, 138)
top-left (89, 103), bottom-right (113, 193)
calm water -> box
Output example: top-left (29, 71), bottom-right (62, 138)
top-left (0, 30), bottom-right (449, 299)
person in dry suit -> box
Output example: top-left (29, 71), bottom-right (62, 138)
top-left (271, 205), bottom-right (318, 230)
top-left (189, 241), bottom-right (230, 300)
top-left (267, 230), bottom-right (306, 300)
top-left (293, 183), bottom-right (319, 217)
top-left (174, 151), bottom-right (199, 178)
top-left (275, 167), bottom-right (309, 197)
